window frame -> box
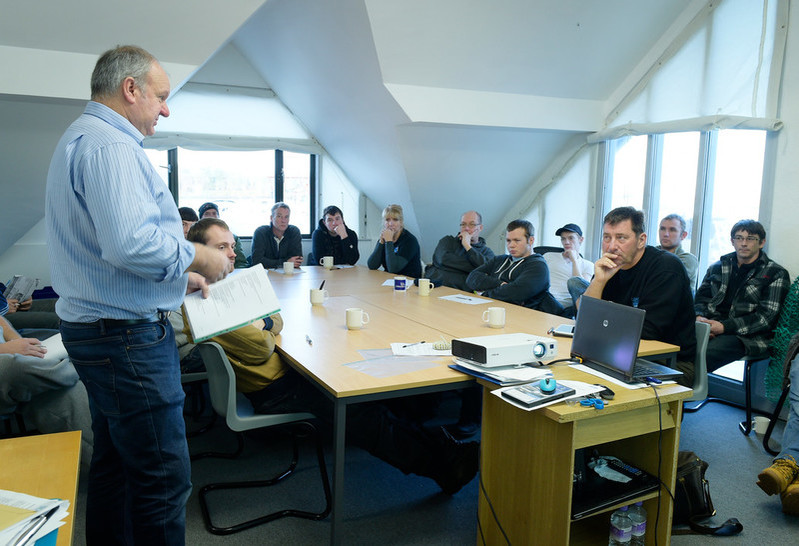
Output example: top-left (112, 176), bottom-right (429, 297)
top-left (597, 128), bottom-right (770, 288)
top-left (163, 147), bottom-right (318, 238)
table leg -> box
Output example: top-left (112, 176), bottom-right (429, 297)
top-left (331, 398), bottom-right (347, 545)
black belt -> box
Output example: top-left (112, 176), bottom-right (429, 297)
top-left (95, 311), bottom-right (171, 329)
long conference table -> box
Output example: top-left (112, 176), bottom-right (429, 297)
top-left (265, 265), bottom-right (690, 545)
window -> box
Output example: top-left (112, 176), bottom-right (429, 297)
top-left (146, 147), bottom-right (317, 238)
top-left (604, 129), bottom-right (767, 283)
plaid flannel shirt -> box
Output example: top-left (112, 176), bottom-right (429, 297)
top-left (695, 250), bottom-right (790, 356)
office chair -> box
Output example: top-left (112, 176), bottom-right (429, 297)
top-left (181, 370), bottom-right (216, 437)
top-left (195, 342), bottom-right (332, 535)
top-left (683, 321), bottom-right (710, 413)
top-left (533, 245), bottom-right (563, 255)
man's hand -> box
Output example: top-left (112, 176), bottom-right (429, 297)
top-left (333, 224), bottom-right (348, 239)
top-left (288, 255), bottom-right (303, 267)
top-left (190, 243), bottom-right (230, 283)
top-left (459, 230), bottom-right (472, 251)
top-left (186, 272), bottom-right (210, 298)
top-left (5, 298), bottom-right (20, 314)
top-left (697, 316), bottom-right (725, 338)
top-left (1, 338), bottom-right (47, 358)
top-left (592, 252), bottom-right (623, 284)
top-left (563, 249), bottom-right (579, 263)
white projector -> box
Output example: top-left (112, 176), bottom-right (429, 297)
top-left (451, 333), bottom-right (558, 368)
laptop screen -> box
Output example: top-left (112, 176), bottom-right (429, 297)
top-left (570, 296), bottom-right (645, 380)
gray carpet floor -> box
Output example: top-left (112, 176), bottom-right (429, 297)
top-left (69, 396), bottom-right (799, 544)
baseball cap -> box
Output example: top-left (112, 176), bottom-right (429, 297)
top-left (555, 223), bottom-right (583, 237)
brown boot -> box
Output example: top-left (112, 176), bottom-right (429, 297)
top-left (781, 475), bottom-right (799, 515)
top-left (757, 456), bottom-right (799, 496)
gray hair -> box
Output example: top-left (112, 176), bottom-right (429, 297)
top-left (91, 45), bottom-right (156, 100)
top-left (271, 202), bottom-right (290, 215)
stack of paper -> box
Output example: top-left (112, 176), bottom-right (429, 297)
top-left (0, 489), bottom-right (69, 545)
top-left (182, 264), bottom-right (281, 343)
top-left (449, 357), bottom-right (552, 386)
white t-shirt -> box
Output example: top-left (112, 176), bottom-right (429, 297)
top-left (543, 252), bottom-right (594, 307)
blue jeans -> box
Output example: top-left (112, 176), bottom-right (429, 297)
top-left (778, 355), bottom-right (799, 463)
top-left (60, 318), bottom-right (190, 545)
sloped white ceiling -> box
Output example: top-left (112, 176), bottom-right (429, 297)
top-left (230, 0), bottom-right (696, 255)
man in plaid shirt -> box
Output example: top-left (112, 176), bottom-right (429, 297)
top-left (695, 219), bottom-right (790, 372)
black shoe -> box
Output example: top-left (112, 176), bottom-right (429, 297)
top-left (443, 420), bottom-right (480, 440)
top-left (433, 426), bottom-right (479, 495)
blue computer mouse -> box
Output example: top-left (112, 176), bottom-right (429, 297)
top-left (539, 377), bottom-right (557, 394)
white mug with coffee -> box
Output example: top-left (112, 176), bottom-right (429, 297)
top-left (418, 278), bottom-right (434, 296)
top-left (321, 256), bottom-right (334, 269)
top-left (310, 288), bottom-right (329, 305)
top-left (482, 306), bottom-right (506, 328)
top-left (346, 308), bottom-right (370, 330)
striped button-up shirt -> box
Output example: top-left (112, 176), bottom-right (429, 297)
top-left (46, 101), bottom-right (195, 322)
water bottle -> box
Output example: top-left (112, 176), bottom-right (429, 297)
top-left (608, 505), bottom-right (632, 545)
top-left (628, 501), bottom-right (647, 545)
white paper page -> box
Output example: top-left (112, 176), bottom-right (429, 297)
top-left (39, 333), bottom-right (68, 361)
top-left (183, 264), bottom-right (281, 342)
top-left (438, 294), bottom-right (491, 305)
top-left (0, 491), bottom-right (68, 544)
top-left (492, 380), bottom-right (604, 411)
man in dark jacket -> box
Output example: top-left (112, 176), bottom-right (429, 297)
top-left (695, 219), bottom-right (790, 372)
top-left (466, 219), bottom-right (549, 309)
top-left (425, 210), bottom-right (495, 291)
top-left (251, 202), bottom-right (303, 270)
top-left (582, 207), bottom-right (696, 386)
top-left (311, 205), bottom-right (359, 265)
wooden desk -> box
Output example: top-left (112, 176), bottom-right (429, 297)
top-left (268, 266), bottom-right (683, 544)
top-left (478, 367), bottom-right (690, 545)
top-left (0, 431), bottom-right (81, 546)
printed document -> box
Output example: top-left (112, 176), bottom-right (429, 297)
top-left (183, 265), bottom-right (281, 342)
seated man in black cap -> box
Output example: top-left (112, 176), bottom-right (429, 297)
top-left (198, 202), bottom-right (248, 268)
top-left (543, 223), bottom-right (594, 317)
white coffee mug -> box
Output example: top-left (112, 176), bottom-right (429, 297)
top-left (321, 256), bottom-right (334, 269)
top-left (482, 306), bottom-right (506, 328)
top-left (394, 276), bottom-right (407, 291)
top-left (310, 288), bottom-right (329, 305)
top-left (418, 278), bottom-right (434, 296)
top-left (283, 261), bottom-right (294, 274)
top-left (346, 308), bottom-right (370, 330)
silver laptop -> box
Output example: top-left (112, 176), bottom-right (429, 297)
top-left (571, 296), bottom-right (682, 383)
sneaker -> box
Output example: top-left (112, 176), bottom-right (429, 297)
top-left (781, 475), bottom-right (799, 515)
top-left (757, 457), bottom-right (799, 496)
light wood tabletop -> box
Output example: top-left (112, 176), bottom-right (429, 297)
top-left (0, 430), bottom-right (81, 546)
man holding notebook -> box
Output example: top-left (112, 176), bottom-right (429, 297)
top-left (581, 207), bottom-right (696, 386)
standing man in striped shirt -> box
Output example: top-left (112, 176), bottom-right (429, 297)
top-left (46, 46), bottom-right (228, 545)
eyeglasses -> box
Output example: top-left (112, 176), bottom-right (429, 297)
top-left (459, 223), bottom-right (481, 229)
top-left (733, 235), bottom-right (760, 243)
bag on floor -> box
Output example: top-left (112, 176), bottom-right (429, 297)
top-left (672, 451), bottom-right (743, 536)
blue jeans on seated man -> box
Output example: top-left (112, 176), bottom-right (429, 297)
top-left (564, 276), bottom-right (590, 318)
top-left (777, 356), bottom-right (799, 463)
top-left (60, 318), bottom-right (190, 546)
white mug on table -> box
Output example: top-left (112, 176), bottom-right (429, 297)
top-left (482, 306), bottom-right (506, 328)
top-left (418, 278), bottom-right (434, 296)
top-left (283, 261), bottom-right (294, 274)
top-left (321, 256), bottom-right (334, 269)
top-left (346, 308), bottom-right (370, 330)
top-left (310, 288), bottom-right (329, 305)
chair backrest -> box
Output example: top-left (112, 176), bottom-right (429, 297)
top-left (196, 342), bottom-right (314, 432)
top-left (533, 245), bottom-right (563, 256)
top-left (690, 321), bottom-right (711, 402)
